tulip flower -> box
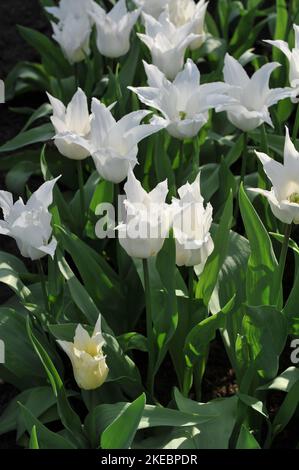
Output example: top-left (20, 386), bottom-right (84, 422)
top-left (117, 168), bottom-right (171, 258)
top-left (47, 88), bottom-right (91, 161)
top-left (249, 127), bottom-right (299, 224)
top-left (133, 0), bottom-right (169, 18)
top-left (90, 0), bottom-right (141, 59)
top-left (168, 0), bottom-right (208, 50)
top-left (57, 314), bottom-right (109, 390)
top-left (46, 0), bottom-right (96, 25)
top-left (129, 59), bottom-right (230, 140)
top-left (85, 98), bottom-right (164, 183)
top-left (264, 24), bottom-right (299, 102)
top-left (137, 10), bottom-right (200, 80)
top-left (211, 53), bottom-right (294, 132)
top-left (171, 174), bottom-right (214, 269)
top-left (0, 178), bottom-right (60, 261)
top-left (51, 13), bottom-right (91, 64)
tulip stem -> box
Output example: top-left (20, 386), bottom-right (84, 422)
top-left (234, 132), bottom-right (248, 223)
top-left (77, 161), bottom-right (86, 233)
top-left (273, 223), bottom-right (292, 306)
top-left (143, 258), bottom-right (155, 396)
top-left (37, 260), bottom-right (49, 314)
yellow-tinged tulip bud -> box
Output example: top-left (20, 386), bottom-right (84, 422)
top-left (57, 315), bottom-right (109, 390)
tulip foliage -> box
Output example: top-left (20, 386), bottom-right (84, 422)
top-left (1, 0), bottom-right (299, 450)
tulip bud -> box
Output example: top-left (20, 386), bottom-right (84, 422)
top-left (168, 0), bottom-right (208, 50)
top-left (172, 174), bottom-right (214, 269)
top-left (87, 99), bottom-right (164, 183)
top-left (210, 53), bottom-right (294, 132)
top-left (47, 88), bottom-right (91, 160)
top-left (0, 177), bottom-right (60, 261)
top-left (51, 13), bottom-right (91, 64)
top-left (264, 24), bottom-right (299, 103)
top-left (57, 315), bottom-right (109, 391)
top-left (137, 10), bottom-right (200, 80)
top-left (249, 127), bottom-right (299, 225)
top-left (90, 0), bottom-right (140, 59)
top-left (117, 168), bottom-right (171, 258)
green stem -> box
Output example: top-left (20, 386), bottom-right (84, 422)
top-left (273, 223), bottom-right (292, 306)
top-left (143, 258), bottom-right (154, 396)
top-left (234, 132), bottom-right (248, 223)
top-left (77, 161), bottom-right (86, 233)
top-left (292, 105), bottom-right (299, 141)
top-left (37, 260), bottom-right (48, 314)
top-left (182, 268), bottom-right (195, 397)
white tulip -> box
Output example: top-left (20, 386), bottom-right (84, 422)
top-left (168, 0), bottom-right (208, 50)
top-left (51, 13), bottom-right (91, 64)
top-left (90, 0), bottom-right (140, 58)
top-left (57, 314), bottom-right (109, 391)
top-left (0, 178), bottom-right (60, 261)
top-left (133, 0), bottom-right (169, 18)
top-left (249, 127), bottom-right (299, 224)
top-left (117, 168), bottom-right (171, 258)
top-left (211, 53), bottom-right (294, 132)
top-left (47, 88), bottom-right (91, 161)
top-left (264, 24), bottom-right (299, 102)
top-left (46, 0), bottom-right (97, 25)
top-left (137, 10), bottom-right (200, 80)
top-left (129, 59), bottom-right (230, 140)
top-left (85, 98), bottom-right (164, 183)
top-left (172, 174), bottom-right (214, 269)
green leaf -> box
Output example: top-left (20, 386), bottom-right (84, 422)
top-left (19, 403), bottom-right (75, 449)
top-left (29, 425), bottom-right (40, 449)
top-left (241, 305), bottom-right (288, 380)
top-left (196, 192), bottom-right (233, 305)
top-left (239, 184), bottom-right (278, 305)
top-left (101, 393), bottom-right (146, 449)
top-left (0, 308), bottom-right (45, 389)
top-left (0, 124), bottom-right (54, 153)
top-left (56, 226), bottom-right (125, 332)
top-left (236, 424), bottom-right (261, 449)
top-left (17, 25), bottom-right (72, 78)
top-left (184, 297), bottom-right (234, 369)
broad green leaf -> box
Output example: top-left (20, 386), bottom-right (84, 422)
top-left (239, 184), bottom-right (278, 305)
top-left (241, 305), bottom-right (288, 380)
top-left (0, 124), bottom-right (54, 153)
top-left (196, 192), bottom-right (233, 305)
top-left (19, 403), bottom-right (75, 449)
top-left (236, 424), bottom-right (260, 449)
top-left (101, 393), bottom-right (146, 449)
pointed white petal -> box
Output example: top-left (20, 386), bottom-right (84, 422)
top-left (223, 53), bottom-right (250, 87)
top-left (27, 176), bottom-right (61, 210)
top-left (0, 190), bottom-right (13, 219)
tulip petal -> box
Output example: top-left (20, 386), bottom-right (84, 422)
top-left (264, 39), bottom-right (291, 60)
top-left (46, 92), bottom-right (66, 121)
top-left (294, 24), bottom-right (299, 50)
top-left (38, 237), bottom-right (57, 259)
top-left (0, 190), bottom-right (13, 219)
top-left (66, 88), bottom-right (90, 134)
top-left (223, 53), bottom-right (250, 87)
top-left (27, 176), bottom-right (60, 211)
